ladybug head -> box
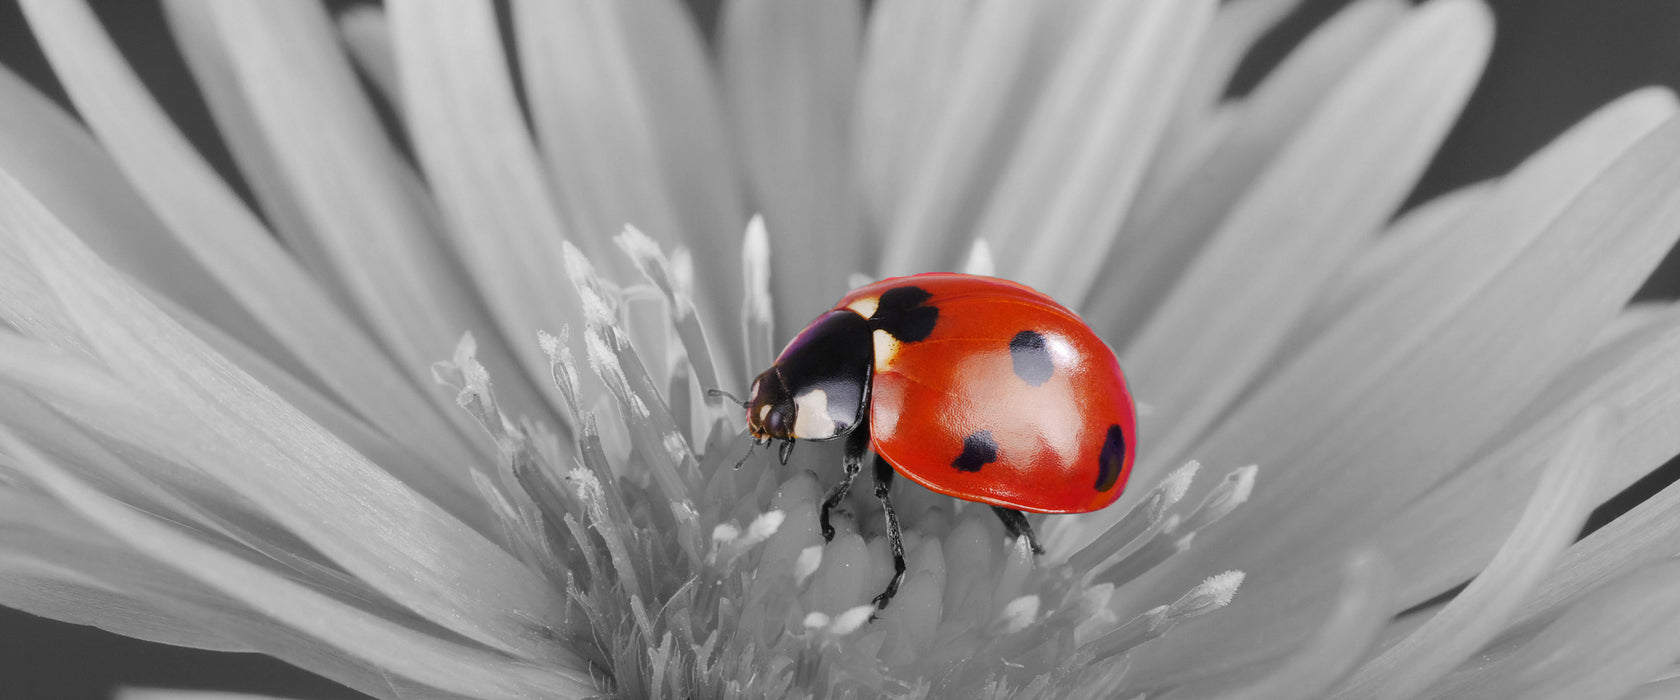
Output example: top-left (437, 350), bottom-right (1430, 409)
top-left (744, 369), bottom-right (797, 442)
top-left (733, 309), bottom-right (872, 466)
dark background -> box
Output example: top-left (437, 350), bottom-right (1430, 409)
top-left (2, 0), bottom-right (1679, 697)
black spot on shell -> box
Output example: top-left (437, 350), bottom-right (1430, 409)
top-left (1009, 330), bottom-right (1054, 386)
top-left (872, 286), bottom-right (939, 343)
top-left (1095, 425), bottom-right (1127, 492)
top-left (953, 430), bottom-right (998, 472)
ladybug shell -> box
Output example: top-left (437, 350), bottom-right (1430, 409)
top-left (836, 273), bottom-right (1136, 514)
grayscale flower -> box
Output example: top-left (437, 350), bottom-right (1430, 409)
top-left (2, 0), bottom-right (1679, 698)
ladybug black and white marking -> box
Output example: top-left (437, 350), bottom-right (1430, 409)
top-left (737, 273), bottom-right (1137, 609)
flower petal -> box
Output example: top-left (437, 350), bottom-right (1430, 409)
top-left (0, 77), bottom-right (431, 480)
top-left (171, 0), bottom-right (560, 428)
top-left (1383, 302), bottom-right (1680, 611)
top-left (512, 0), bottom-right (748, 332)
top-left (385, 0), bottom-right (592, 407)
top-left (513, 0), bottom-right (684, 255)
top-left (721, 0), bottom-right (866, 335)
top-left (0, 380), bottom-right (252, 539)
top-left (530, 0), bottom-right (749, 310)
top-left (522, 0), bottom-right (749, 323)
top-left (1090, 0), bottom-right (1411, 339)
top-left (0, 430), bottom-right (596, 699)
top-left (1202, 109), bottom-right (1680, 557)
top-left (1302, 179), bottom-right (1497, 340)
top-left (0, 67), bottom-right (281, 363)
top-left (1325, 407), bottom-right (1609, 700)
top-left (1116, 0), bottom-right (1491, 480)
top-left (156, 300), bottom-right (427, 479)
top-left (1222, 89), bottom-right (1679, 605)
top-left (1172, 0), bottom-right (1308, 121)
top-left (1514, 452), bottom-right (1680, 634)
top-left (117, 692), bottom-right (306, 700)
top-left (977, 0), bottom-right (1214, 302)
top-left (0, 329), bottom-right (134, 415)
top-left (159, 0), bottom-right (345, 304)
top-left (1302, 87), bottom-right (1673, 373)
top-left (0, 491), bottom-right (248, 652)
top-left (879, 0), bottom-right (1060, 275)
top-left (855, 0), bottom-right (978, 230)
top-left (1184, 551), bottom-right (1393, 700)
top-left (1423, 559), bottom-right (1680, 700)
top-left (336, 5), bottom-right (399, 109)
top-left (16, 0), bottom-right (489, 482)
top-left (1129, 109), bottom-right (1680, 686)
top-left (1628, 679), bottom-right (1680, 700)
top-left (0, 171), bottom-right (572, 665)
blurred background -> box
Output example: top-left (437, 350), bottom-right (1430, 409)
top-left (2, 0), bottom-right (1679, 697)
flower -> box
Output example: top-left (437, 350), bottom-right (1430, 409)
top-left (2, 0), bottom-right (1680, 698)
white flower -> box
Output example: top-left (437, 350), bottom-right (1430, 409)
top-left (2, 0), bottom-right (1680, 698)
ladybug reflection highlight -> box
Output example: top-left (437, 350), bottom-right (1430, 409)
top-left (734, 273), bottom-right (1137, 609)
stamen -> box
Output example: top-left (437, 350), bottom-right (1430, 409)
top-left (563, 241), bottom-right (620, 323)
top-left (570, 467), bottom-right (645, 602)
top-left (1094, 519), bottom-right (1193, 589)
top-left (794, 545), bottom-right (824, 585)
top-left (1087, 571), bottom-right (1244, 661)
top-left (433, 333), bottom-right (576, 573)
top-left (1159, 460), bottom-right (1201, 506)
top-left (745, 510), bottom-right (786, 543)
top-left (648, 631), bottom-right (675, 697)
top-left (1067, 461), bottom-right (1199, 572)
top-left (963, 238), bottom-right (996, 276)
top-left (538, 327), bottom-right (585, 417)
top-left (741, 215), bottom-right (774, 372)
top-left (1182, 464), bottom-right (1257, 533)
top-left (992, 536), bottom-right (1037, 611)
top-left (997, 594), bottom-right (1041, 634)
top-left (469, 469), bottom-right (555, 573)
top-left (433, 333), bottom-right (510, 441)
top-left (630, 595), bottom-right (657, 649)
top-left (1169, 571), bottom-right (1245, 620)
top-left (562, 515), bottom-right (603, 589)
top-left (710, 510), bottom-right (785, 567)
top-left (573, 268), bottom-right (703, 503)
top-left (712, 523), bottom-right (741, 544)
top-left (617, 225), bottom-right (725, 395)
top-left (828, 605), bottom-right (877, 636)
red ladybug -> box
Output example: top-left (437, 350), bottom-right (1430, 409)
top-left (733, 273), bottom-right (1136, 608)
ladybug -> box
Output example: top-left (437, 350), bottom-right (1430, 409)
top-left (727, 273), bottom-right (1136, 609)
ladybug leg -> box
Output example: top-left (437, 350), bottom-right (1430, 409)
top-left (819, 421), bottom-right (871, 542)
top-left (991, 507), bottom-right (1045, 555)
top-left (871, 454), bottom-right (907, 610)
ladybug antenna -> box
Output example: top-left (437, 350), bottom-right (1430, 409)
top-left (731, 439), bottom-right (757, 470)
top-left (778, 439), bottom-right (795, 466)
top-left (706, 388), bottom-right (749, 408)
